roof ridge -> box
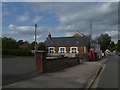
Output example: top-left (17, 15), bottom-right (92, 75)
top-left (50, 36), bottom-right (87, 39)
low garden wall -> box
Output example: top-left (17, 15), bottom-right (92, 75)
top-left (36, 51), bottom-right (81, 73)
top-left (45, 57), bottom-right (80, 72)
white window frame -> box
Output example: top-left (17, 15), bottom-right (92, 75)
top-left (70, 47), bottom-right (78, 53)
top-left (48, 47), bottom-right (55, 53)
top-left (58, 47), bottom-right (66, 53)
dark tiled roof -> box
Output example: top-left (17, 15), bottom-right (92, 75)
top-left (45, 36), bottom-right (90, 47)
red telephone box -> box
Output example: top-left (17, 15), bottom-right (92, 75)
top-left (89, 48), bottom-right (95, 61)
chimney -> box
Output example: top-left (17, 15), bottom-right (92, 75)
top-left (48, 33), bottom-right (51, 39)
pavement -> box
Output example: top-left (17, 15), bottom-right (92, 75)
top-left (2, 57), bottom-right (107, 88)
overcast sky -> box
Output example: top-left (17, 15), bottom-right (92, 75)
top-left (2, 1), bottom-right (119, 43)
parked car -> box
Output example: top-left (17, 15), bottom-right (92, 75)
top-left (104, 49), bottom-right (111, 56)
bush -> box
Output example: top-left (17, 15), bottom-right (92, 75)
top-left (79, 53), bottom-right (83, 59)
top-left (2, 49), bottom-right (34, 56)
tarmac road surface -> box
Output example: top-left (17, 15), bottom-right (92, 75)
top-left (2, 57), bottom-right (40, 86)
top-left (97, 53), bottom-right (118, 88)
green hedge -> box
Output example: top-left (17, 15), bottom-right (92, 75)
top-left (2, 49), bottom-right (34, 56)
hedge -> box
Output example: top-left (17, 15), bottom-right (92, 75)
top-left (2, 49), bottom-right (34, 56)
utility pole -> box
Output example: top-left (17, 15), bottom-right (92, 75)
top-left (35, 24), bottom-right (37, 56)
top-left (90, 19), bottom-right (92, 47)
top-left (96, 19), bottom-right (100, 51)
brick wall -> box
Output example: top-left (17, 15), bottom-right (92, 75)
top-left (78, 46), bottom-right (84, 54)
top-left (45, 57), bottom-right (79, 72)
top-left (55, 47), bottom-right (59, 52)
top-left (66, 47), bottom-right (70, 53)
top-left (36, 51), bottom-right (82, 73)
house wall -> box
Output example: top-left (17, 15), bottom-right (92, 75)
top-left (66, 47), bottom-right (70, 53)
top-left (55, 47), bottom-right (59, 52)
top-left (78, 46), bottom-right (84, 54)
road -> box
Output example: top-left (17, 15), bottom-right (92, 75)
top-left (97, 53), bottom-right (118, 88)
top-left (2, 57), bottom-right (40, 86)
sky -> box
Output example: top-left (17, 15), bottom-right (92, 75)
top-left (1, 1), bottom-right (119, 43)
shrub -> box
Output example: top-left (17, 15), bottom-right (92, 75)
top-left (2, 49), bottom-right (34, 56)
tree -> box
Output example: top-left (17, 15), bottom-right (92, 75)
top-left (116, 40), bottom-right (120, 52)
top-left (17, 40), bottom-right (30, 49)
top-left (30, 41), bottom-right (38, 50)
top-left (2, 37), bottom-right (33, 56)
top-left (95, 33), bottom-right (111, 52)
top-left (17, 40), bottom-right (24, 45)
top-left (108, 41), bottom-right (115, 51)
top-left (24, 41), bottom-right (29, 44)
top-left (2, 37), bottom-right (18, 49)
top-left (37, 42), bottom-right (46, 50)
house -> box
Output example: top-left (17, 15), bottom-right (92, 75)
top-left (45, 32), bottom-right (90, 57)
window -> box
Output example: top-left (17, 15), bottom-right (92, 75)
top-left (59, 47), bottom-right (66, 53)
top-left (48, 47), bottom-right (55, 53)
top-left (70, 47), bottom-right (78, 53)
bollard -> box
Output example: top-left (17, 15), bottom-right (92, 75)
top-left (35, 51), bottom-right (46, 74)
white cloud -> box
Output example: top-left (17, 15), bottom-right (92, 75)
top-left (8, 24), bottom-right (48, 35)
top-left (8, 24), bottom-right (34, 35)
top-left (33, 35), bottom-right (42, 41)
top-left (32, 16), bottom-right (43, 23)
top-left (64, 32), bottom-right (74, 37)
top-left (98, 3), bottom-right (112, 13)
top-left (17, 15), bottom-right (29, 22)
top-left (8, 24), bottom-right (15, 30)
top-left (104, 30), bottom-right (118, 37)
top-left (4, 24), bottom-right (49, 42)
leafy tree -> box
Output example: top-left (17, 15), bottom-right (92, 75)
top-left (108, 41), bottom-right (115, 51)
top-left (37, 42), bottom-right (46, 50)
top-left (30, 41), bottom-right (38, 50)
top-left (2, 37), bottom-right (18, 49)
top-left (116, 40), bottom-right (120, 52)
top-left (17, 40), bottom-right (24, 45)
top-left (2, 37), bottom-right (34, 56)
top-left (17, 40), bottom-right (30, 49)
top-left (24, 41), bottom-right (29, 44)
top-left (95, 33), bottom-right (111, 52)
